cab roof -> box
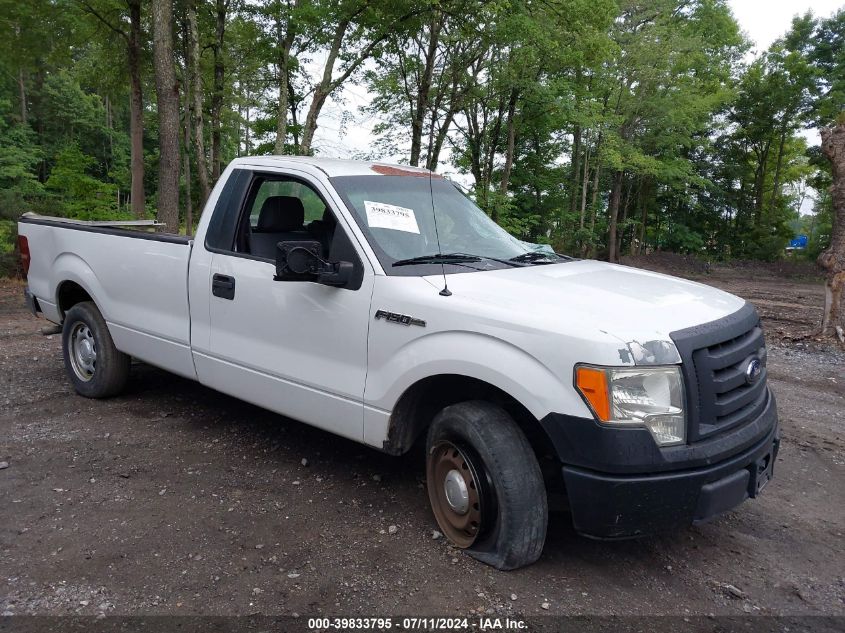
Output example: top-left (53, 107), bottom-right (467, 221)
top-left (229, 156), bottom-right (434, 178)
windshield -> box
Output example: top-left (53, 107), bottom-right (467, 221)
top-left (331, 175), bottom-right (555, 274)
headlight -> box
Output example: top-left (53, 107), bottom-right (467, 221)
top-left (575, 365), bottom-right (686, 446)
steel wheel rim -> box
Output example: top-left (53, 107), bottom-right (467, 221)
top-left (427, 440), bottom-right (486, 548)
top-left (69, 322), bottom-right (96, 382)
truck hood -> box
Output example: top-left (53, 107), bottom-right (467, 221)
top-left (425, 260), bottom-right (745, 356)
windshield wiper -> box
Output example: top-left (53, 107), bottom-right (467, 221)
top-left (440, 252), bottom-right (528, 267)
top-left (392, 253), bottom-right (482, 267)
top-left (509, 251), bottom-right (572, 264)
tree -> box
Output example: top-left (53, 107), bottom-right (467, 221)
top-left (818, 119), bottom-right (845, 342)
top-left (127, 0), bottom-right (145, 217)
top-left (187, 0), bottom-right (211, 205)
top-left (295, 0), bottom-right (421, 155)
top-left (226, 9), bottom-right (272, 155)
top-left (1, 0), bottom-right (842, 282)
top-left (807, 9), bottom-right (845, 127)
top-left (365, 1), bottom-right (490, 169)
top-left (76, 0), bottom-right (147, 219)
top-left (598, 0), bottom-right (743, 262)
top-left (210, 0), bottom-right (228, 180)
top-left (267, 0), bottom-right (303, 154)
top-left (151, 0), bottom-right (180, 231)
top-left (45, 143), bottom-right (122, 220)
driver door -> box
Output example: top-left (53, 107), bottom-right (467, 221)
top-left (200, 171), bottom-right (373, 441)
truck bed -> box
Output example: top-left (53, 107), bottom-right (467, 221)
top-left (18, 214), bottom-right (197, 380)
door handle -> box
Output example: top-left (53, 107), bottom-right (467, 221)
top-left (212, 273), bottom-right (236, 300)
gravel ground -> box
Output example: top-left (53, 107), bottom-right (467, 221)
top-left (1, 269), bottom-right (843, 621)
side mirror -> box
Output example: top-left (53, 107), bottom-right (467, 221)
top-left (274, 240), bottom-right (352, 288)
top-left (318, 260), bottom-right (353, 287)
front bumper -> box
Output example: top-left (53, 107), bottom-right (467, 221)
top-left (544, 391), bottom-right (779, 538)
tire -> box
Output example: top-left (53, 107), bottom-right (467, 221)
top-left (425, 401), bottom-right (548, 570)
top-left (62, 301), bottom-right (130, 398)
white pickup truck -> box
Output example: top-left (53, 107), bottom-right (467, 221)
top-left (18, 157), bottom-right (779, 570)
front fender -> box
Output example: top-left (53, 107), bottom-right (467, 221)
top-left (364, 330), bottom-right (590, 421)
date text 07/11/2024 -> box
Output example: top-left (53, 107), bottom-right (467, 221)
top-left (306, 616), bottom-right (528, 630)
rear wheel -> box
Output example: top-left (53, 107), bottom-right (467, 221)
top-left (425, 401), bottom-right (547, 570)
top-left (62, 301), bottom-right (130, 398)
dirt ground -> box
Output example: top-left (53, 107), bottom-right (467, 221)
top-left (1, 259), bottom-right (843, 623)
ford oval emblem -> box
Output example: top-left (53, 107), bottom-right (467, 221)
top-left (745, 358), bottom-right (762, 385)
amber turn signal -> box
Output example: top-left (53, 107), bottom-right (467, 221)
top-left (575, 366), bottom-right (611, 421)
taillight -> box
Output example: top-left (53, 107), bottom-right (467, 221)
top-left (18, 235), bottom-right (30, 276)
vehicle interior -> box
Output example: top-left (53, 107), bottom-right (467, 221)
top-left (238, 177), bottom-right (337, 261)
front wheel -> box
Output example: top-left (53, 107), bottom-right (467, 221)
top-left (62, 301), bottom-right (130, 398)
top-left (425, 401), bottom-right (548, 570)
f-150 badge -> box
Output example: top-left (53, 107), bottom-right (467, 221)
top-left (375, 309), bottom-right (426, 327)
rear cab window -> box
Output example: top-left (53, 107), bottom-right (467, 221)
top-left (248, 180), bottom-right (326, 229)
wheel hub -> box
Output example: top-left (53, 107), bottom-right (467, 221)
top-left (79, 339), bottom-right (94, 363)
top-left (444, 469), bottom-right (469, 514)
top-left (426, 440), bottom-right (485, 548)
top-left (69, 323), bottom-right (97, 381)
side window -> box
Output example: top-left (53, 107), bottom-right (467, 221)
top-left (248, 179), bottom-right (326, 229)
top-left (205, 168), bottom-right (252, 252)
top-left (237, 176), bottom-right (337, 263)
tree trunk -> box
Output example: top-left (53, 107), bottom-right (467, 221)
top-left (607, 170), bottom-right (624, 263)
top-left (298, 5), bottom-right (415, 155)
top-left (819, 123), bottom-right (845, 341)
top-left (579, 137), bottom-right (591, 228)
top-left (181, 13), bottom-right (193, 237)
top-left (768, 125), bottom-right (788, 215)
top-left (299, 18), bottom-right (349, 155)
top-left (273, 2), bottom-right (298, 155)
top-left (152, 0), bottom-right (180, 232)
top-left (187, 0), bottom-right (211, 206)
top-left (105, 94), bottom-right (113, 168)
top-left (410, 14), bottom-right (443, 167)
top-left (211, 0), bottom-right (226, 181)
top-left (183, 93), bottom-right (193, 238)
top-left (289, 78), bottom-right (300, 148)
top-left (236, 103), bottom-right (241, 156)
top-left (484, 94), bottom-right (506, 194)
top-left (499, 88), bottom-right (519, 195)
top-left (426, 110), bottom-right (454, 171)
top-left (616, 178), bottom-right (634, 260)
top-left (636, 177), bottom-right (650, 255)
top-left (273, 42), bottom-right (291, 154)
top-left (569, 68), bottom-right (585, 215)
top-left (570, 124), bottom-right (581, 214)
top-left (299, 88), bottom-right (328, 155)
top-left (752, 141), bottom-right (770, 225)
top-left (128, 0), bottom-right (145, 219)
top-left (583, 162), bottom-right (602, 258)
top-left (18, 67), bottom-right (27, 124)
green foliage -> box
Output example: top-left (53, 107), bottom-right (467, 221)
top-left (46, 144), bottom-right (127, 220)
top-left (806, 9), bottom-right (845, 127)
top-left (0, 0), bottom-right (843, 277)
top-left (661, 223), bottom-right (707, 255)
top-left (0, 103), bottom-right (42, 196)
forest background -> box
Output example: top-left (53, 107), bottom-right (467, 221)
top-left (1, 0), bottom-right (843, 280)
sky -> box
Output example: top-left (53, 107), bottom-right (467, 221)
top-left (309, 0), bottom-right (845, 170)
top-left (728, 0), bottom-right (843, 55)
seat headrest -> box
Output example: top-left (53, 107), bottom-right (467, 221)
top-left (256, 196), bottom-right (305, 232)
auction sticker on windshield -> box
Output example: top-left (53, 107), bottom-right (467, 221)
top-left (364, 201), bottom-right (420, 234)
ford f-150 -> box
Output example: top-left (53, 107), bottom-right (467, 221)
top-left (18, 157), bottom-right (779, 570)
